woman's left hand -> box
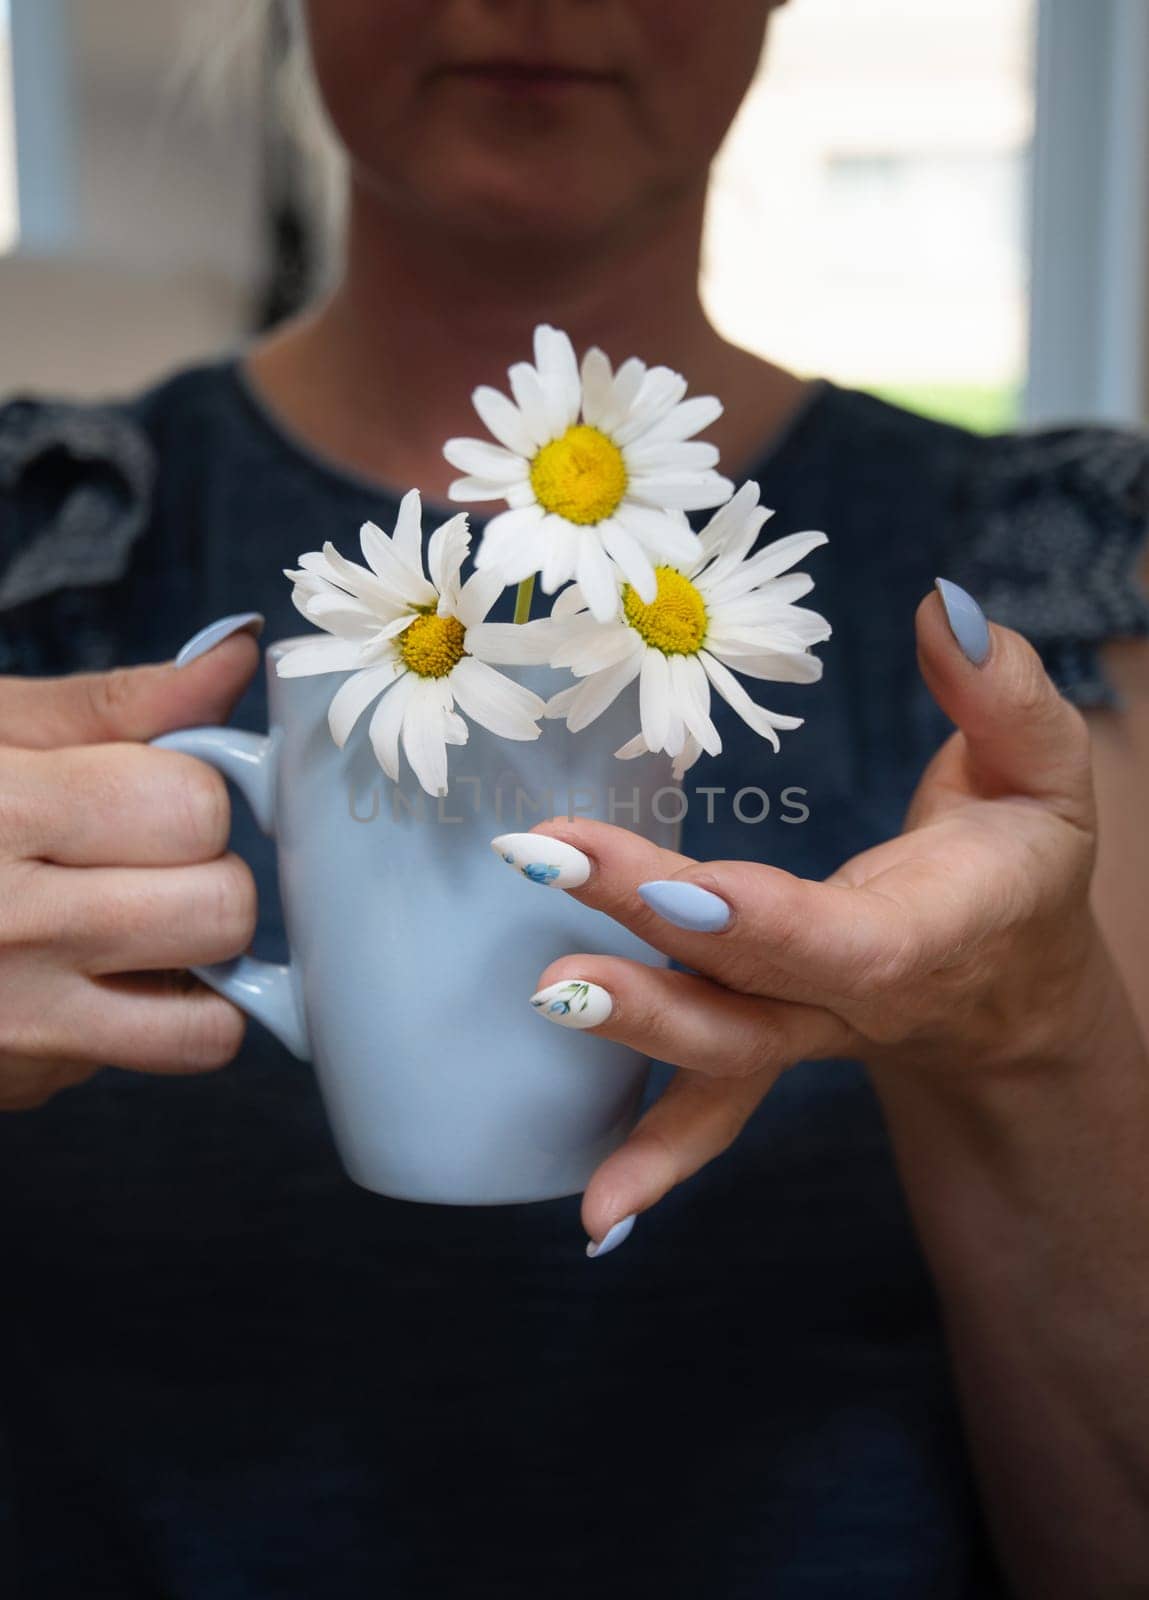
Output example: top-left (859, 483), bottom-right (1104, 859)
top-left (514, 582), bottom-right (1132, 1251)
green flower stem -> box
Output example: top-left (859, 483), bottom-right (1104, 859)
top-left (513, 575), bottom-right (536, 625)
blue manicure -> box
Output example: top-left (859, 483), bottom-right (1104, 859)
top-left (175, 612), bottom-right (265, 668)
top-left (934, 578), bottom-right (989, 666)
top-left (638, 879), bottom-right (731, 933)
top-left (586, 1213), bottom-right (637, 1259)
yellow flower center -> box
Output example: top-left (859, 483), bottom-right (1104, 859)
top-left (398, 611), bottom-right (467, 678)
top-left (530, 424), bottom-right (628, 525)
top-left (622, 566), bottom-right (709, 655)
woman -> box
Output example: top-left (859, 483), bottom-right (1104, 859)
top-left (1, 2), bottom-right (1147, 1594)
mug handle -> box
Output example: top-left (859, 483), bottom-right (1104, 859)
top-left (149, 725), bottom-right (311, 1062)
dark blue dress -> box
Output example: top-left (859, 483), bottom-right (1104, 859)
top-left (1, 360), bottom-right (1147, 1599)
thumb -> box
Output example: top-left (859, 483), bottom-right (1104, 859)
top-left (0, 613), bottom-right (265, 749)
top-left (915, 578), bottom-right (1095, 829)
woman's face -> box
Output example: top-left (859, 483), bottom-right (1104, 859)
top-left (303, 0), bottom-right (779, 245)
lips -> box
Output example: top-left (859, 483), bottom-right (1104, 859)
top-left (437, 60), bottom-right (621, 90)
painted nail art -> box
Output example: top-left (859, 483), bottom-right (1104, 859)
top-left (528, 980), bottom-right (612, 1030)
top-left (933, 578), bottom-right (990, 667)
top-left (175, 612), bottom-right (265, 669)
top-left (491, 832), bottom-right (591, 889)
top-left (587, 1214), bottom-right (637, 1259)
top-left (637, 879), bottom-right (731, 933)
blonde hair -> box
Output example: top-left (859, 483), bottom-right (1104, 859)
top-left (189, 0), bottom-right (348, 285)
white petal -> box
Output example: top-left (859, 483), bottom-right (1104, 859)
top-left (612, 366), bottom-right (688, 445)
top-left (428, 513), bottom-right (471, 600)
top-left (441, 437), bottom-right (529, 482)
top-left (297, 593), bottom-right (381, 638)
top-left (597, 356), bottom-right (647, 435)
top-left (319, 540), bottom-right (415, 615)
top-left (507, 362), bottom-right (554, 450)
top-left (614, 732), bottom-right (648, 761)
top-left (624, 438), bottom-right (721, 472)
top-left (358, 613), bottom-right (418, 663)
top-left (444, 708), bottom-right (470, 746)
top-left (639, 394), bottom-right (723, 446)
top-left (576, 534), bottom-right (623, 624)
top-left (275, 637), bottom-right (364, 677)
top-left (474, 514), bottom-right (547, 579)
top-left (705, 642), bottom-right (824, 685)
top-left (706, 568), bottom-right (815, 608)
top-left (722, 528), bottom-right (829, 586)
top-left (392, 489), bottom-right (425, 572)
top-left (544, 683), bottom-right (582, 719)
top-left (532, 324), bottom-right (581, 434)
top-left (476, 504), bottom-right (546, 556)
top-left (700, 652), bottom-right (786, 750)
top-left (580, 346), bottom-right (614, 427)
top-left (471, 385), bottom-right (536, 457)
top-left (368, 672), bottom-right (413, 780)
top-left (551, 582), bottom-right (589, 620)
top-left (360, 518), bottom-right (433, 604)
top-left (327, 660), bottom-right (404, 747)
top-left (706, 601), bottom-right (831, 646)
top-left (565, 653), bottom-right (642, 732)
top-left (450, 656), bottom-right (545, 739)
top-left (552, 622), bottom-right (639, 678)
top-left (402, 678), bottom-right (451, 796)
top-left (670, 654), bottom-right (721, 756)
top-left (539, 516), bottom-right (579, 594)
top-left (447, 475), bottom-right (516, 504)
top-left (467, 619), bottom-right (557, 665)
top-left (672, 733), bottom-right (705, 781)
top-left (614, 505), bottom-right (700, 567)
top-left (639, 648), bottom-right (671, 752)
top-left (455, 568), bottom-right (506, 629)
top-left (628, 470), bottom-right (735, 512)
top-left (599, 519), bottom-right (657, 603)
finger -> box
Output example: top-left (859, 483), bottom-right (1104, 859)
top-left (0, 1058), bottom-right (96, 1112)
top-left (1, 745), bottom-right (232, 866)
top-left (48, 969), bottom-right (247, 1074)
top-left (580, 1065), bottom-right (775, 1243)
top-left (0, 627), bottom-right (261, 749)
top-left (514, 817), bottom-right (905, 1007)
top-left (918, 582), bottom-right (1096, 832)
top-left (38, 854), bottom-right (258, 975)
top-left (530, 953), bottom-right (855, 1079)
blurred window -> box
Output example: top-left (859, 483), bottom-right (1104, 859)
top-left (703, 0), bottom-right (1036, 433)
top-left (0, 0), bottom-right (16, 252)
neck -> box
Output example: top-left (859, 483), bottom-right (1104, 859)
top-left (248, 178), bottom-right (804, 500)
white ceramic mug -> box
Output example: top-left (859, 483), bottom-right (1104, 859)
top-left (153, 643), bottom-right (680, 1205)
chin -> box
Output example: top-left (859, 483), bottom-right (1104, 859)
top-left (399, 153), bottom-right (639, 247)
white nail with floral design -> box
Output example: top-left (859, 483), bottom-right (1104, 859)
top-left (491, 832), bottom-right (591, 889)
top-left (529, 980), bottom-right (613, 1030)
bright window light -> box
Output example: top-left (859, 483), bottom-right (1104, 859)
top-left (0, 0), bottom-right (17, 253)
top-left (702, 0), bottom-right (1036, 433)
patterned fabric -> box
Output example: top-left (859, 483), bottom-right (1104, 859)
top-left (0, 360), bottom-right (1145, 1600)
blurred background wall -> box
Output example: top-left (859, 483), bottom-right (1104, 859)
top-left (1, 0), bottom-right (1147, 430)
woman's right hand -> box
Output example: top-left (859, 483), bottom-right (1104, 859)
top-left (0, 633), bottom-right (262, 1109)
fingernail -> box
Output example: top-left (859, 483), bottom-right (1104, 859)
top-left (175, 612), bottom-right (265, 668)
top-left (587, 1213), bottom-right (637, 1259)
top-left (637, 879), bottom-right (731, 933)
top-left (492, 832), bottom-right (591, 889)
top-left (528, 979), bottom-right (612, 1030)
top-left (933, 578), bottom-right (990, 667)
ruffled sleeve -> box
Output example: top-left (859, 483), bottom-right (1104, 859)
top-left (945, 426), bottom-right (1149, 711)
top-left (0, 396), bottom-right (155, 672)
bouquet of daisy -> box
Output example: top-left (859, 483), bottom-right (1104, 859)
top-left (277, 325), bottom-right (830, 796)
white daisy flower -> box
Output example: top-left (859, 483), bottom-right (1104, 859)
top-left (442, 324), bottom-right (734, 625)
top-left (277, 489), bottom-right (552, 797)
top-left (541, 481), bottom-right (831, 780)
